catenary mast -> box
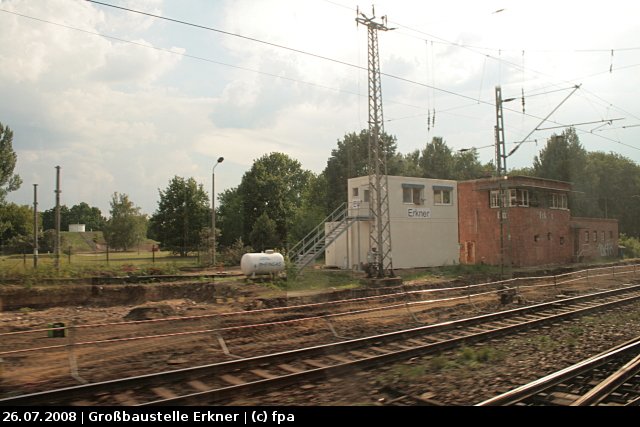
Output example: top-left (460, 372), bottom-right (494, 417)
top-left (356, 6), bottom-right (394, 278)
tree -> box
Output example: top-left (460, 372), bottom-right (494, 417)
top-left (323, 130), bottom-right (401, 212)
top-left (395, 150), bottom-right (422, 177)
top-left (249, 212), bottom-right (280, 251)
top-left (0, 121), bottom-right (22, 205)
top-left (288, 173), bottom-right (328, 244)
top-left (69, 202), bottom-right (106, 231)
top-left (0, 203), bottom-right (36, 253)
top-left (103, 193), bottom-right (147, 251)
top-left (451, 148), bottom-right (493, 180)
top-left (239, 153), bottom-right (313, 247)
top-left (217, 187), bottom-right (244, 248)
top-left (42, 205), bottom-right (70, 231)
top-left (149, 176), bottom-right (210, 256)
top-left (420, 137), bottom-right (454, 179)
top-left (579, 151), bottom-right (640, 235)
top-left (533, 128), bottom-right (587, 183)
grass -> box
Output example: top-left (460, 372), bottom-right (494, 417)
top-left (377, 344), bottom-right (506, 386)
top-left (0, 249), bottom-right (203, 285)
top-left (532, 335), bottom-right (558, 351)
top-left (275, 267), bottom-right (362, 292)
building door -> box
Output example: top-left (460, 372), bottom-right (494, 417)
top-left (465, 241), bottom-right (476, 264)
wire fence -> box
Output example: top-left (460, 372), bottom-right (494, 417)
top-left (1, 262), bottom-right (638, 388)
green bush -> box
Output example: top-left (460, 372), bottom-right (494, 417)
top-left (619, 234), bottom-right (640, 258)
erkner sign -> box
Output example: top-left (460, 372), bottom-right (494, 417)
top-left (407, 207), bottom-right (431, 218)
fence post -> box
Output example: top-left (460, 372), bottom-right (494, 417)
top-left (67, 322), bottom-right (87, 384)
top-left (404, 295), bottom-right (421, 324)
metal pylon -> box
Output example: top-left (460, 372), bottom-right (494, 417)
top-left (356, 7), bottom-right (394, 278)
top-left (495, 86), bottom-right (507, 177)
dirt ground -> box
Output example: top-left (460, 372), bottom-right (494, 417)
top-left (0, 266), bottom-right (637, 403)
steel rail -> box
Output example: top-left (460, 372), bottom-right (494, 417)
top-left (571, 353), bottom-right (640, 406)
top-left (2, 284), bottom-right (640, 406)
top-left (477, 336), bottom-right (640, 406)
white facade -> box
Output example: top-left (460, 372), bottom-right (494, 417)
top-left (68, 224), bottom-right (86, 232)
top-left (325, 175), bottom-right (459, 270)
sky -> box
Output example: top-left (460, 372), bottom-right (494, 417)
top-left (2, 0), bottom-right (640, 217)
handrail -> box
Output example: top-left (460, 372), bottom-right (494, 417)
top-left (288, 202), bottom-right (348, 261)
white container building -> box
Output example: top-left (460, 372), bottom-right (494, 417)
top-left (325, 175), bottom-right (459, 270)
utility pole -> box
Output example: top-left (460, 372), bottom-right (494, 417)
top-left (212, 157), bottom-right (224, 267)
top-left (33, 184), bottom-right (38, 269)
top-left (495, 86), bottom-right (513, 279)
top-left (54, 166), bottom-right (61, 271)
top-left (494, 86), bottom-right (507, 176)
top-left (356, 6), bottom-right (394, 279)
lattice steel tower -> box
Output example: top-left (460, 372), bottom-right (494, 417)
top-left (356, 7), bottom-right (394, 278)
top-left (494, 86), bottom-right (507, 177)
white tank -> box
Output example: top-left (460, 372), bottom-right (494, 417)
top-left (240, 251), bottom-right (285, 276)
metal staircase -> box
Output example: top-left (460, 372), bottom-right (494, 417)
top-left (288, 203), bottom-right (356, 274)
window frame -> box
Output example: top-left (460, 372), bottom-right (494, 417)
top-left (434, 188), bottom-right (453, 205)
top-left (402, 183), bottom-right (425, 205)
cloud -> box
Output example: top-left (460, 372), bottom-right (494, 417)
top-left (2, 0), bottom-right (640, 217)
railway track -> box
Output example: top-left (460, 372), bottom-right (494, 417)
top-left (477, 335), bottom-right (640, 406)
top-left (2, 284), bottom-right (640, 406)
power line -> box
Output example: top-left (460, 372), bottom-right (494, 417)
top-left (84, 0), bottom-right (639, 138)
top-left (6, 3), bottom-right (639, 155)
top-left (0, 8), bottom-right (365, 97)
top-left (81, 2), bottom-right (502, 109)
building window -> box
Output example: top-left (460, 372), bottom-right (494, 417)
top-left (402, 187), bottom-right (422, 205)
top-left (490, 190), bottom-right (508, 208)
top-left (601, 231), bottom-right (605, 241)
top-left (490, 190), bottom-right (500, 208)
top-left (550, 193), bottom-right (568, 209)
top-left (560, 236), bottom-right (565, 245)
top-left (534, 234), bottom-right (540, 242)
top-left (434, 189), bottom-right (452, 205)
top-left (363, 189), bottom-right (370, 203)
top-left (585, 230), bottom-right (589, 242)
top-left (490, 189), bottom-right (527, 208)
top-left (593, 231), bottom-right (597, 242)
top-left (609, 231), bottom-right (613, 239)
top-left (515, 189), bottom-right (529, 207)
top-left (547, 232), bottom-right (552, 241)
top-left (352, 188), bottom-right (359, 197)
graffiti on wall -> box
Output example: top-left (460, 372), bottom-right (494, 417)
top-left (598, 242), bottom-right (615, 257)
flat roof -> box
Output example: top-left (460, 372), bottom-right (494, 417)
top-left (464, 175), bottom-right (572, 192)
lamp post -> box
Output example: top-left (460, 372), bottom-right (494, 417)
top-left (212, 157), bottom-right (224, 267)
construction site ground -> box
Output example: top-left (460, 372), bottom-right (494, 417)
top-left (1, 263), bottom-right (638, 405)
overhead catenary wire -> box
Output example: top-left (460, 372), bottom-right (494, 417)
top-left (4, 2), bottom-right (639, 155)
top-left (82, 1), bottom-right (640, 139)
top-left (508, 85), bottom-right (582, 157)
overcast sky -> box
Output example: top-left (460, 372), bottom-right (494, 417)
top-left (2, 0), bottom-right (640, 216)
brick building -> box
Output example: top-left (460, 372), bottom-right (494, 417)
top-left (458, 176), bottom-right (618, 267)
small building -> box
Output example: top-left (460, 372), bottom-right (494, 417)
top-left (325, 175), bottom-right (460, 270)
top-left (457, 176), bottom-right (618, 267)
top-left (570, 217), bottom-right (619, 262)
top-left (68, 224), bottom-right (86, 233)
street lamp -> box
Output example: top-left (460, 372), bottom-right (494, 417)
top-left (212, 156), bottom-right (224, 268)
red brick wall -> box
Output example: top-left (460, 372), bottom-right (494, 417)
top-left (570, 218), bottom-right (619, 261)
top-left (458, 179), bottom-right (575, 267)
